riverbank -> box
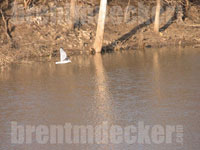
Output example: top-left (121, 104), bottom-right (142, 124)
top-left (0, 0), bottom-right (200, 69)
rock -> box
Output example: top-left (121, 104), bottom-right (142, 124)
top-left (84, 42), bottom-right (89, 47)
top-left (146, 45), bottom-right (152, 48)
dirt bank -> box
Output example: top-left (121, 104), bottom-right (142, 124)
top-left (0, 0), bottom-right (200, 69)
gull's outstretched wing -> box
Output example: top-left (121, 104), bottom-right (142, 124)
top-left (60, 48), bottom-right (67, 61)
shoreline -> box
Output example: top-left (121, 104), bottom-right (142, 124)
top-left (0, 1), bottom-right (200, 69)
top-left (1, 42), bottom-right (200, 71)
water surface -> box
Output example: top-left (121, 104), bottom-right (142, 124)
top-left (0, 48), bottom-right (200, 150)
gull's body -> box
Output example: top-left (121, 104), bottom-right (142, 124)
top-left (56, 48), bottom-right (71, 64)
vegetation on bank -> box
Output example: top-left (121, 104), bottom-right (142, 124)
top-left (0, 0), bottom-right (200, 69)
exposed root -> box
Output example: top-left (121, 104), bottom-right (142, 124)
top-left (0, 9), bottom-right (12, 43)
top-left (185, 24), bottom-right (200, 27)
top-left (24, 0), bottom-right (33, 9)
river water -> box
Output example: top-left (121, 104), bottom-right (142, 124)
top-left (0, 48), bottom-right (200, 150)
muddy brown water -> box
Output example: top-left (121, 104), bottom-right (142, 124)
top-left (0, 48), bottom-right (200, 150)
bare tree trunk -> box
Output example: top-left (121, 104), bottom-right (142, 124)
top-left (124, 0), bottom-right (131, 23)
top-left (24, 0), bottom-right (32, 10)
top-left (93, 0), bottom-right (107, 53)
top-left (70, 0), bottom-right (76, 29)
top-left (154, 0), bottom-right (161, 33)
top-left (185, 0), bottom-right (190, 11)
top-left (183, 0), bottom-right (190, 18)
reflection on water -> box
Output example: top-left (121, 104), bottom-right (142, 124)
top-left (94, 54), bottom-right (113, 122)
top-left (0, 48), bottom-right (200, 150)
top-left (153, 51), bottom-right (161, 100)
top-left (93, 54), bottom-right (116, 150)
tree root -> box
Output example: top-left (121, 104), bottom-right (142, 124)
top-left (0, 9), bottom-right (12, 42)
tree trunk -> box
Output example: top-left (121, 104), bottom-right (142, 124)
top-left (185, 0), bottom-right (190, 11)
top-left (70, 0), bottom-right (76, 29)
top-left (154, 0), bottom-right (161, 33)
top-left (183, 0), bottom-right (190, 19)
top-left (124, 0), bottom-right (131, 23)
top-left (93, 0), bottom-right (107, 53)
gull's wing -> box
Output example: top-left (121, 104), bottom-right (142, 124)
top-left (60, 48), bottom-right (67, 61)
